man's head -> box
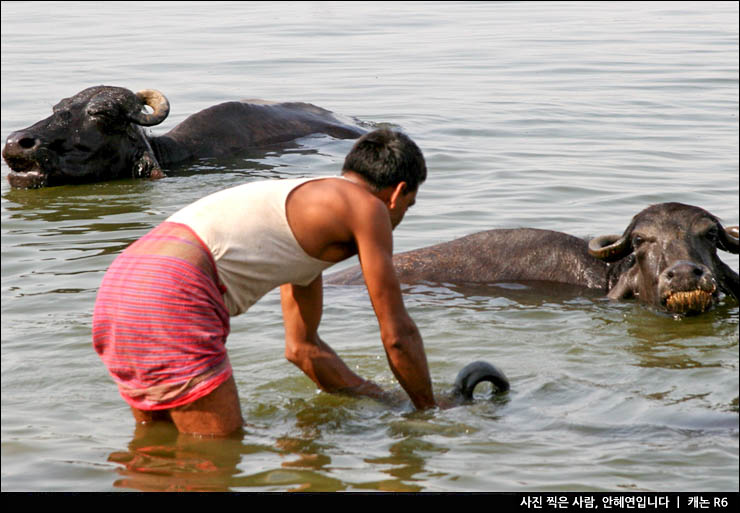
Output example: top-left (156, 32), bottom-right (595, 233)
top-left (342, 129), bottom-right (427, 193)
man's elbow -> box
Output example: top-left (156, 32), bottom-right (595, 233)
top-left (382, 332), bottom-right (420, 358)
top-left (284, 341), bottom-right (305, 367)
top-left (381, 321), bottom-right (420, 352)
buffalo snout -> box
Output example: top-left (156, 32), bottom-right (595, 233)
top-left (3, 130), bottom-right (42, 165)
top-left (658, 260), bottom-right (717, 315)
top-left (3, 129), bottom-right (50, 188)
top-left (4, 130), bottom-right (41, 154)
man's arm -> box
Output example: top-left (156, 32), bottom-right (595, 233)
top-left (280, 276), bottom-right (391, 402)
top-left (352, 203), bottom-right (436, 410)
top-left (281, 177), bottom-right (436, 409)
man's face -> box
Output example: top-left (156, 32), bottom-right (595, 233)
top-left (389, 187), bottom-right (417, 229)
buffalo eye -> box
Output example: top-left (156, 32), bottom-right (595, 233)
top-left (87, 110), bottom-right (127, 133)
top-left (703, 225), bottom-right (719, 243)
top-left (631, 235), bottom-right (645, 248)
top-left (87, 106), bottom-right (114, 121)
top-left (86, 100), bottom-right (124, 127)
top-left (53, 110), bottom-right (72, 122)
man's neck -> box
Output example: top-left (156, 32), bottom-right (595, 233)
top-left (340, 170), bottom-right (376, 192)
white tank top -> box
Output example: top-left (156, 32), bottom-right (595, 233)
top-left (167, 177), bottom-right (336, 316)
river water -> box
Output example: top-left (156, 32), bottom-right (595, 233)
top-left (1, 1), bottom-right (738, 492)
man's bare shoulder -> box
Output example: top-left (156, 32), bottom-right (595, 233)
top-left (294, 177), bottom-right (386, 219)
top-left (286, 176), bottom-right (391, 262)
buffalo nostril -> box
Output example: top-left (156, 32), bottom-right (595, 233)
top-left (664, 262), bottom-right (710, 287)
top-left (18, 137), bottom-right (37, 149)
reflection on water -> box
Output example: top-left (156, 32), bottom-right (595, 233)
top-left (624, 302), bottom-right (739, 370)
top-left (109, 397), bottom-right (498, 492)
top-left (163, 141), bottom-right (330, 178)
top-left (404, 280), bottom-right (607, 309)
top-left (4, 181), bottom-right (155, 221)
top-left (109, 422), bottom-right (249, 492)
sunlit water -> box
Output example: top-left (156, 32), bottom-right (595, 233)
top-left (1, 1), bottom-right (738, 492)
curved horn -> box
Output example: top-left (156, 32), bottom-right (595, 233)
top-left (130, 89), bottom-right (170, 126)
top-left (718, 225), bottom-right (739, 254)
top-left (588, 234), bottom-right (632, 262)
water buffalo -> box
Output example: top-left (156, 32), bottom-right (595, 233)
top-left (2, 85), bottom-right (365, 188)
top-left (327, 203), bottom-right (739, 316)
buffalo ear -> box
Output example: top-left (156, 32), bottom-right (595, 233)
top-left (718, 225), bottom-right (739, 254)
top-left (588, 234), bottom-right (632, 262)
top-left (131, 134), bottom-right (164, 179)
top-left (132, 151), bottom-right (165, 179)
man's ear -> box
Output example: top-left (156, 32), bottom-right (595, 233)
top-left (388, 181), bottom-right (408, 209)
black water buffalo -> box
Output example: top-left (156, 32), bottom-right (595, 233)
top-left (2, 85), bottom-right (365, 188)
top-left (327, 203), bottom-right (739, 316)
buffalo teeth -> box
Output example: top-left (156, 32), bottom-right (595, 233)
top-left (664, 290), bottom-right (713, 314)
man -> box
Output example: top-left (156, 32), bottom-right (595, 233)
top-left (93, 129), bottom-right (436, 436)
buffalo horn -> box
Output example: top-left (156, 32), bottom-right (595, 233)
top-left (719, 225), bottom-right (739, 254)
top-left (588, 234), bottom-right (631, 262)
top-left (131, 89), bottom-right (170, 126)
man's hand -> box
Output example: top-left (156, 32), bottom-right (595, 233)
top-left (338, 381), bottom-right (415, 407)
top-left (282, 278), bottom-right (370, 394)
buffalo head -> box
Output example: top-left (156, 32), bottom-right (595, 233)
top-left (588, 203), bottom-right (739, 315)
top-left (2, 86), bottom-right (170, 188)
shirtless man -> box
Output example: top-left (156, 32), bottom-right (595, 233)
top-left (92, 129), bottom-right (436, 436)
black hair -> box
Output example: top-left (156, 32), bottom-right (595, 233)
top-left (342, 129), bottom-right (427, 192)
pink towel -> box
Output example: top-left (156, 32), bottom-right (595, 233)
top-left (93, 222), bottom-right (231, 410)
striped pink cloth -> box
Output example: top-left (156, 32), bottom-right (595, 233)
top-left (92, 222), bottom-right (231, 410)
